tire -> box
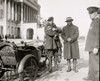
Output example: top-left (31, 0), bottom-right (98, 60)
top-left (0, 69), bottom-right (5, 78)
top-left (19, 57), bottom-right (38, 81)
top-left (0, 59), bottom-right (5, 78)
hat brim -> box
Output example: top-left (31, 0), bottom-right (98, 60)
top-left (65, 19), bottom-right (73, 22)
top-left (87, 7), bottom-right (98, 14)
top-left (47, 19), bottom-right (53, 21)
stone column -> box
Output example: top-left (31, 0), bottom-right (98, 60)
top-left (29, 7), bottom-right (31, 23)
top-left (11, 0), bottom-right (14, 20)
top-left (15, 27), bottom-right (17, 38)
top-left (15, 2), bottom-right (18, 21)
top-left (13, 27), bottom-right (15, 38)
top-left (29, 7), bottom-right (30, 23)
top-left (32, 10), bottom-right (34, 22)
top-left (3, 0), bottom-right (7, 37)
top-left (23, 4), bottom-right (25, 22)
top-left (7, 0), bottom-right (11, 20)
top-left (33, 10), bottom-right (34, 22)
top-left (27, 6), bottom-right (29, 23)
top-left (10, 0), bottom-right (12, 20)
top-left (23, 4), bottom-right (26, 22)
top-left (25, 5), bottom-right (27, 22)
top-left (30, 8), bottom-right (32, 23)
top-left (20, 1), bottom-right (24, 39)
top-left (17, 3), bottom-right (21, 21)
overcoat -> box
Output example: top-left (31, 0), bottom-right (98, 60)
top-left (44, 23), bottom-right (57, 50)
top-left (85, 17), bottom-right (99, 51)
top-left (85, 16), bottom-right (99, 81)
top-left (61, 24), bottom-right (80, 59)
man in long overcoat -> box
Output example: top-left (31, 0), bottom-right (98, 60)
top-left (84, 7), bottom-right (99, 81)
top-left (61, 17), bottom-right (80, 72)
top-left (44, 17), bottom-right (62, 72)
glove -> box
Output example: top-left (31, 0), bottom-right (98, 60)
top-left (52, 28), bottom-right (57, 31)
top-left (67, 38), bottom-right (71, 42)
top-left (93, 48), bottom-right (98, 54)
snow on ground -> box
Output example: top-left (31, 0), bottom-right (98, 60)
top-left (35, 39), bottom-right (89, 81)
top-left (1, 39), bottom-right (89, 81)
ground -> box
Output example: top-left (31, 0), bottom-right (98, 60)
top-left (35, 39), bottom-right (89, 81)
top-left (0, 39), bottom-right (89, 81)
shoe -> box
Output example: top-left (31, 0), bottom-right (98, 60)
top-left (55, 65), bottom-right (58, 70)
top-left (83, 77), bottom-right (89, 80)
top-left (73, 68), bottom-right (78, 73)
top-left (85, 80), bottom-right (92, 81)
top-left (66, 68), bottom-right (72, 72)
top-left (49, 69), bottom-right (53, 73)
top-left (83, 77), bottom-right (91, 81)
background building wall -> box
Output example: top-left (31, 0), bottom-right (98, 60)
top-left (0, 0), bottom-right (41, 39)
top-left (22, 23), bottom-right (37, 39)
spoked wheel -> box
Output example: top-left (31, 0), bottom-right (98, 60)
top-left (19, 57), bottom-right (38, 81)
top-left (0, 59), bottom-right (5, 78)
top-left (0, 69), bottom-right (5, 78)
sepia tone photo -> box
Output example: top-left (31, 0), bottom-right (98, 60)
top-left (0, 0), bottom-right (99, 81)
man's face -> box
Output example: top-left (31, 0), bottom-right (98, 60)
top-left (67, 21), bottom-right (72, 25)
top-left (89, 12), bottom-right (98, 19)
top-left (48, 21), bottom-right (53, 24)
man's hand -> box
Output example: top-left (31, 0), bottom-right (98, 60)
top-left (93, 48), bottom-right (98, 54)
top-left (52, 28), bottom-right (57, 31)
top-left (67, 38), bottom-right (71, 42)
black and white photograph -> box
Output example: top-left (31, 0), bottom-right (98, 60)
top-left (0, 0), bottom-right (99, 81)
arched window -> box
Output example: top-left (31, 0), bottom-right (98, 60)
top-left (27, 28), bottom-right (34, 39)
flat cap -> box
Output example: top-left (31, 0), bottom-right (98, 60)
top-left (87, 6), bottom-right (98, 14)
top-left (47, 17), bottom-right (54, 21)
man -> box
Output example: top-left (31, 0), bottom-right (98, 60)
top-left (44, 17), bottom-right (61, 72)
top-left (0, 35), bottom-right (3, 42)
top-left (84, 7), bottom-right (99, 81)
top-left (98, 8), bottom-right (100, 14)
top-left (61, 17), bottom-right (80, 72)
top-left (5, 35), bottom-right (7, 40)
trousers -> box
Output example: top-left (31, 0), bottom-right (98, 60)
top-left (88, 52), bottom-right (99, 81)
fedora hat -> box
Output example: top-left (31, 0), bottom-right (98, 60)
top-left (87, 6), bottom-right (98, 14)
top-left (65, 17), bottom-right (73, 22)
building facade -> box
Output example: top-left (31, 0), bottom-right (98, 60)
top-left (0, 0), bottom-right (40, 39)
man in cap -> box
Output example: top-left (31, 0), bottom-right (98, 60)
top-left (61, 17), bottom-right (80, 72)
top-left (98, 8), bottom-right (100, 14)
top-left (84, 6), bottom-right (99, 81)
top-left (44, 17), bottom-right (62, 72)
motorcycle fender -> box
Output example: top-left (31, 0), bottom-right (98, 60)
top-left (18, 54), bottom-right (37, 73)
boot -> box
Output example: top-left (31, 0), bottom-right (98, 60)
top-left (54, 54), bottom-right (58, 70)
top-left (48, 57), bottom-right (52, 73)
top-left (73, 59), bottom-right (78, 73)
top-left (66, 59), bottom-right (71, 72)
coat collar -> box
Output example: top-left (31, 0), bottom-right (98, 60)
top-left (94, 15), bottom-right (99, 19)
top-left (66, 23), bottom-right (73, 27)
